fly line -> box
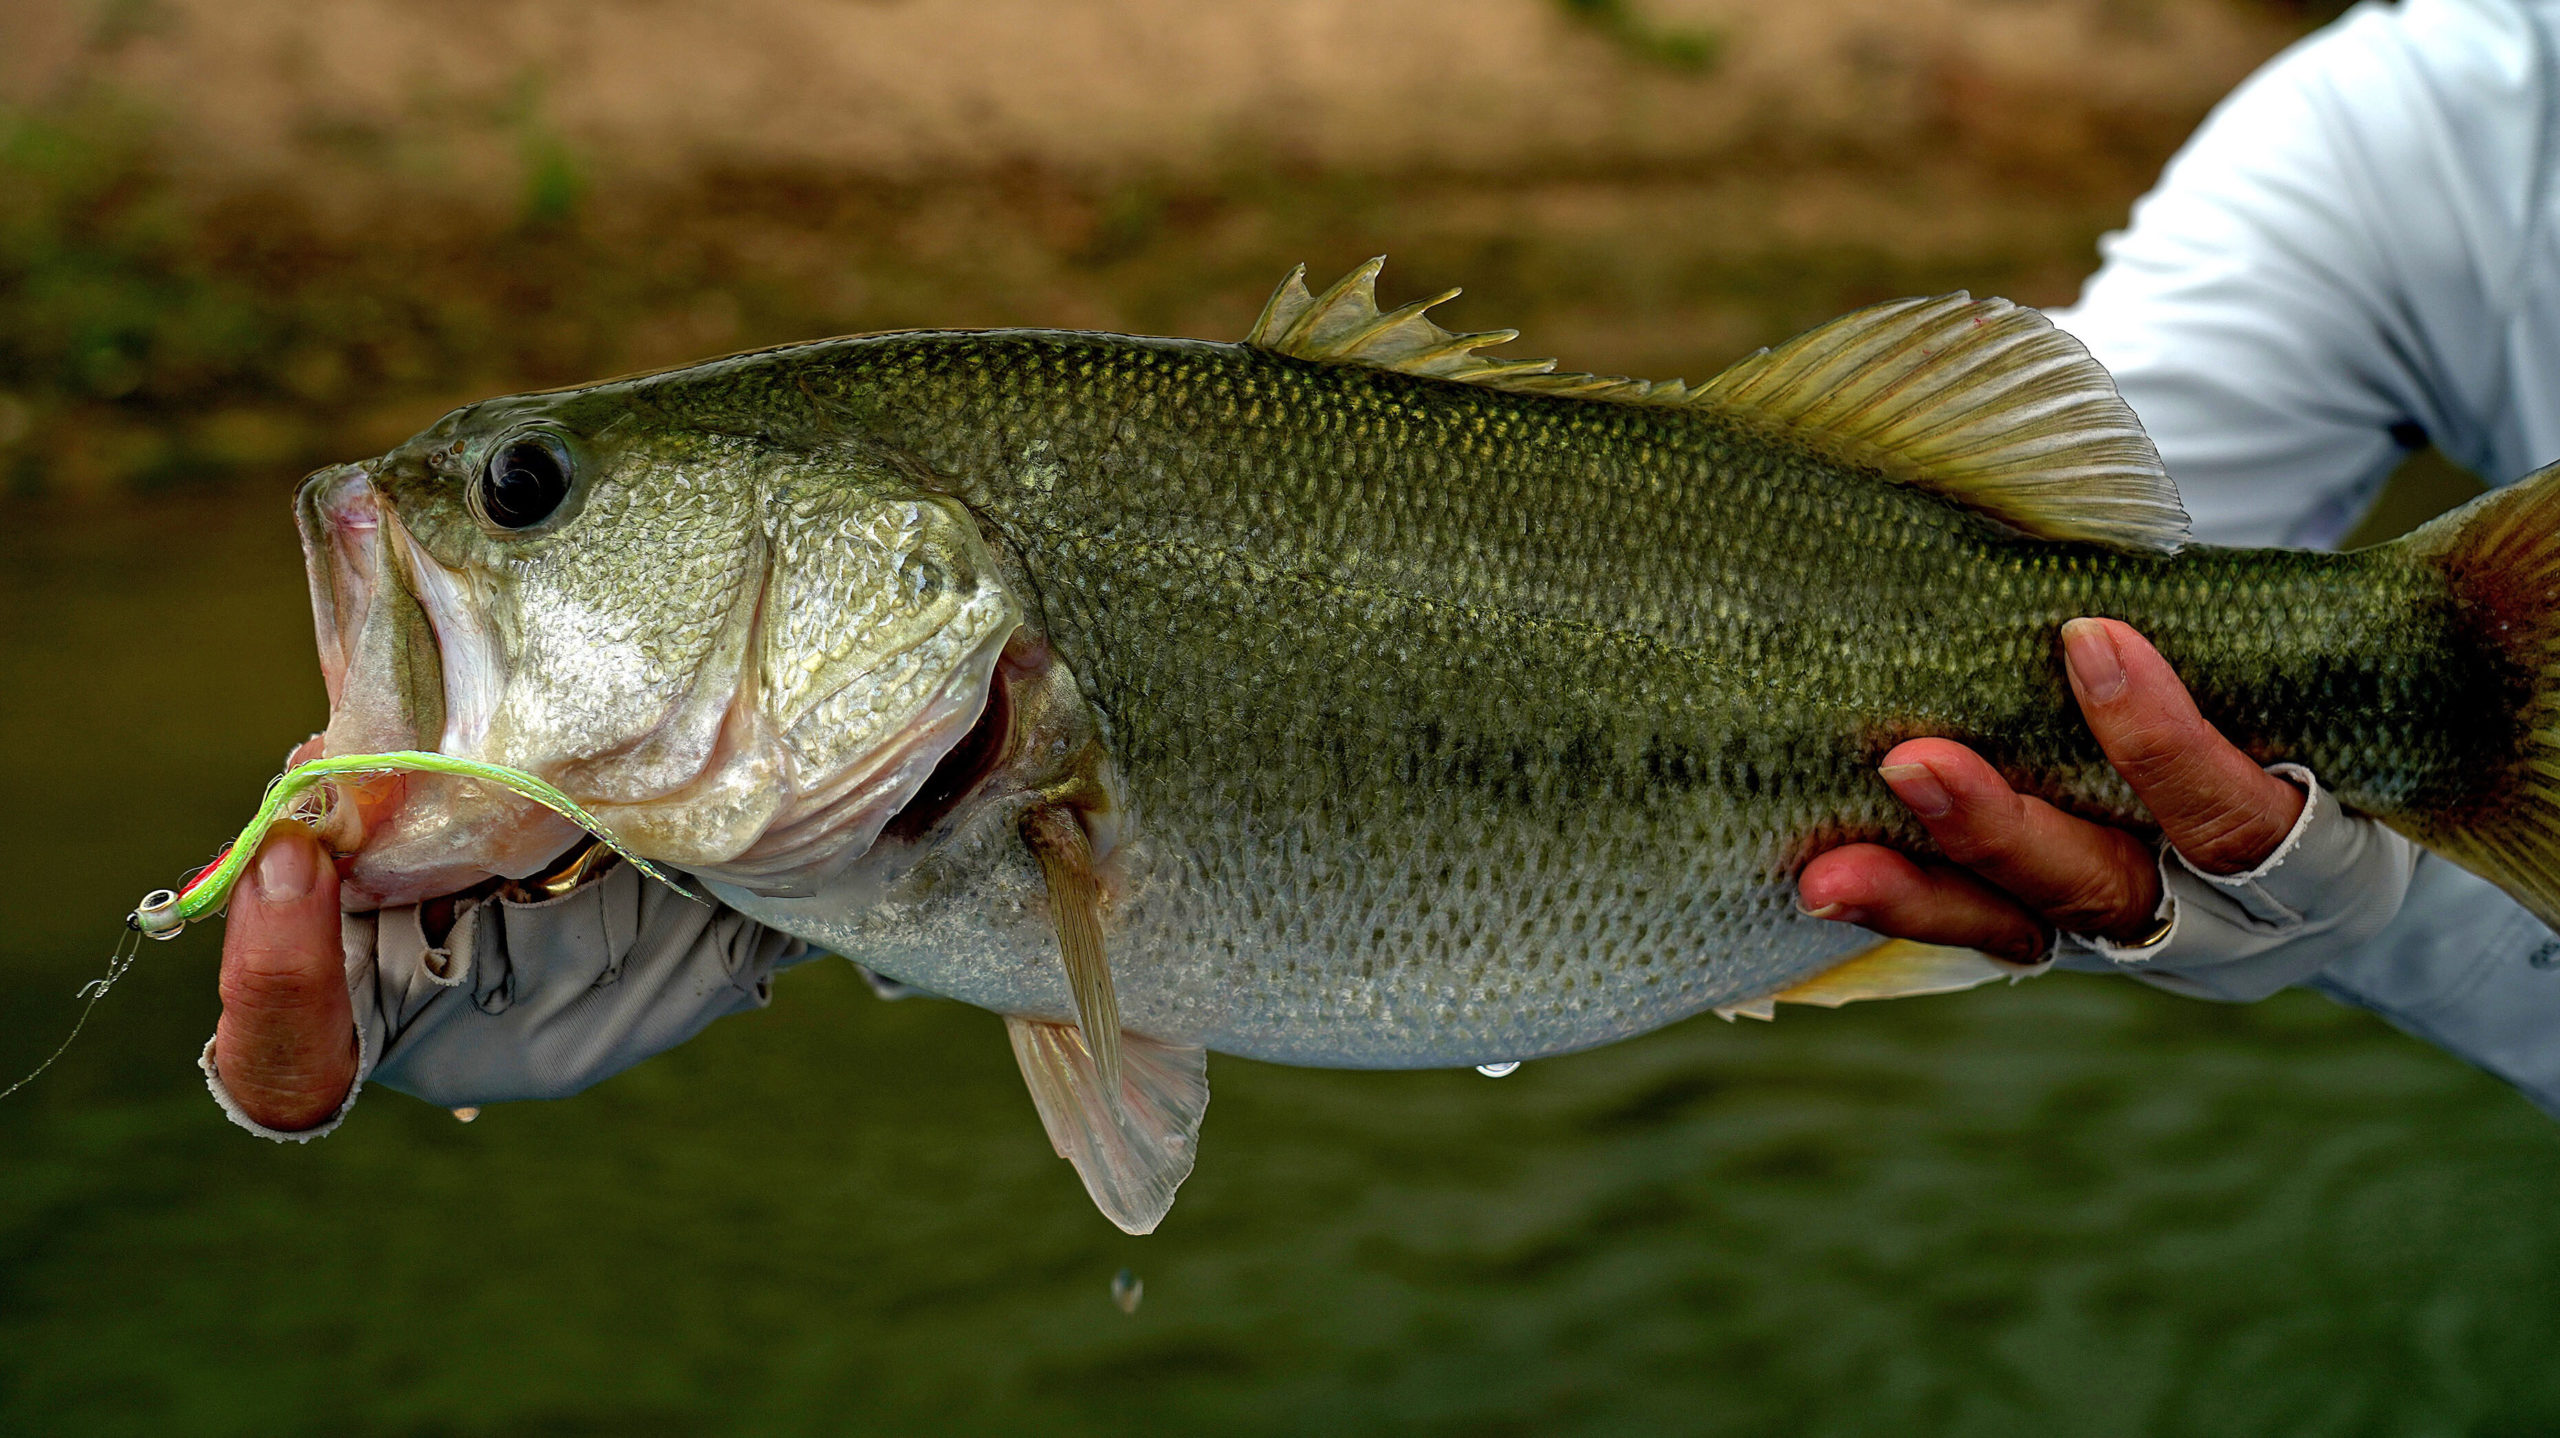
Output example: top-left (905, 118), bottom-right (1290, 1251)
top-left (3, 751), bottom-right (692, 1104)
top-left (128, 749), bottom-right (695, 940)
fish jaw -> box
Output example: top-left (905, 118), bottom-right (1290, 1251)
top-left (295, 463), bottom-right (578, 906)
top-left (295, 450), bottom-right (1030, 909)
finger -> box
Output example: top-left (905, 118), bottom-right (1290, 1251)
top-left (2061, 618), bottom-right (2306, 874)
top-left (1875, 737), bottom-right (2165, 938)
top-left (1798, 843), bottom-right (2050, 963)
top-left (213, 823), bottom-right (355, 1131)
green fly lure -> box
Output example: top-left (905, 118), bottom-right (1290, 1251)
top-left (128, 750), bottom-right (691, 940)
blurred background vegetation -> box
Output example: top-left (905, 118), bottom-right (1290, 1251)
top-left (4, 0), bottom-right (2364, 498)
top-left (15, 3), bottom-right (2551, 1436)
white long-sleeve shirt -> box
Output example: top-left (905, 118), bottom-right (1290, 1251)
top-left (207, 0), bottom-right (2560, 1134)
top-left (2048, 0), bottom-right (2560, 1114)
top-left (200, 862), bottom-right (812, 1141)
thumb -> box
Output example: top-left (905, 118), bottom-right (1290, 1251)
top-left (213, 823), bottom-right (356, 1131)
top-left (2060, 618), bottom-right (2305, 875)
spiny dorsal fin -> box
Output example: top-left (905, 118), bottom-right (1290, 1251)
top-left (1246, 257), bottom-right (1688, 401)
top-left (1713, 938), bottom-right (2042, 1021)
top-left (1022, 805), bottom-right (1120, 1100)
top-left (1007, 1016), bottom-right (1208, 1235)
top-left (1245, 261), bottom-right (2187, 554)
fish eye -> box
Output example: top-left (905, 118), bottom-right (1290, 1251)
top-left (473, 435), bottom-right (574, 530)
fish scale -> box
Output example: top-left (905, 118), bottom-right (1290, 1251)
top-left (703, 330), bottom-right (2480, 1067)
top-left (303, 266), bottom-right (2560, 1230)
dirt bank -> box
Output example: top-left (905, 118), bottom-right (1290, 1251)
top-left (0, 0), bottom-right (2333, 496)
top-left (6, 0), bottom-right (2311, 187)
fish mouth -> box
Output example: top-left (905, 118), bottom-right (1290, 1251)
top-left (295, 464), bottom-right (579, 907)
top-left (877, 654), bottom-right (1014, 848)
top-left (294, 462), bottom-right (1017, 909)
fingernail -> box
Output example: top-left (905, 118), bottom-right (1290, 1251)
top-left (2062, 619), bottom-right (2126, 705)
top-left (1997, 934), bottom-right (2049, 966)
top-left (253, 828), bottom-right (318, 902)
top-left (1879, 762), bottom-right (1954, 819)
top-left (1797, 901), bottom-right (1868, 925)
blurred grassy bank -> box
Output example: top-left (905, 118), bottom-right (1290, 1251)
top-left (0, 105), bottom-right (2174, 498)
top-left (1, 0), bottom-right (2337, 498)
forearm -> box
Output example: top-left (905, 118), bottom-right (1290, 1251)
top-left (2310, 859), bottom-right (2560, 1118)
top-left (2054, 764), bottom-right (2420, 1002)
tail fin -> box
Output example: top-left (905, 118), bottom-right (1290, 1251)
top-left (2397, 458), bottom-right (2560, 930)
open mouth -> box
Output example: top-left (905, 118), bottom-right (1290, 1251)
top-left (294, 461), bottom-right (1022, 909)
top-left (295, 463), bottom-right (578, 906)
top-left (298, 463), bottom-right (430, 753)
top-left (303, 465), bottom-right (374, 707)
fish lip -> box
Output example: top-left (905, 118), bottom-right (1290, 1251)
top-left (295, 462), bottom-right (578, 905)
top-left (296, 463), bottom-right (381, 708)
top-left (386, 511), bottom-right (504, 755)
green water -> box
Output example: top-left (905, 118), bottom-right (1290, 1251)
top-left (7, 486), bottom-right (2560, 1436)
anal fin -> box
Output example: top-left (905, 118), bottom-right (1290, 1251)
top-left (1713, 938), bottom-right (2039, 1021)
top-left (1006, 1016), bottom-right (1209, 1235)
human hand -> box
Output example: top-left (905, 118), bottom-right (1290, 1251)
top-left (1797, 618), bottom-right (2308, 962)
top-left (210, 818), bottom-right (356, 1132)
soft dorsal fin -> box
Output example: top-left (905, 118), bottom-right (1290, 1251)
top-left (1244, 261), bottom-right (2188, 554)
top-left (1713, 938), bottom-right (2043, 1022)
top-left (1693, 294), bottom-right (2186, 552)
top-left (1007, 1016), bottom-right (1209, 1234)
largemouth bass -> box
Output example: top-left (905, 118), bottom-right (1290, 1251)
top-left (295, 260), bottom-right (2560, 1231)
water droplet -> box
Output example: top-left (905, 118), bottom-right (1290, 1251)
top-left (1475, 1061), bottom-right (1522, 1078)
top-left (854, 963), bottom-right (922, 1002)
top-left (1110, 1268), bottom-right (1143, 1315)
top-left (450, 1107), bottom-right (481, 1123)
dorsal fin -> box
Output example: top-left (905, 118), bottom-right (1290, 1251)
top-left (1245, 256), bottom-right (1689, 402)
top-left (1693, 294), bottom-right (2186, 552)
top-left (1244, 261), bottom-right (2188, 554)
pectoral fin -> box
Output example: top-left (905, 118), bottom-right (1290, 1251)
top-left (1006, 1016), bottom-right (1209, 1235)
top-left (1714, 938), bottom-right (2039, 1021)
top-left (1022, 804), bottom-right (1120, 1098)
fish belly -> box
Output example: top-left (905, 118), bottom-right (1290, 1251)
top-left (708, 765), bottom-right (1881, 1069)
